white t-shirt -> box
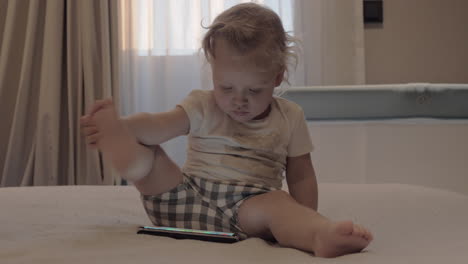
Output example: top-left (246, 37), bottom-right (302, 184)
top-left (178, 90), bottom-right (313, 189)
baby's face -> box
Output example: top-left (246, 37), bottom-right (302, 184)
top-left (211, 39), bottom-right (283, 123)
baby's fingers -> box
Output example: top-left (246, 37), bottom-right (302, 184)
top-left (81, 126), bottom-right (99, 137)
top-left (80, 115), bottom-right (93, 126)
top-left (88, 98), bottom-right (113, 116)
top-left (85, 133), bottom-right (101, 147)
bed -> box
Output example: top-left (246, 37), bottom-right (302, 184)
top-left (1, 183), bottom-right (467, 263)
top-left (2, 83), bottom-right (468, 263)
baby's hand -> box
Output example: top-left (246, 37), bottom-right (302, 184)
top-left (80, 99), bottom-right (122, 149)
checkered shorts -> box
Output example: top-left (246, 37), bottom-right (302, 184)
top-left (141, 175), bottom-right (277, 240)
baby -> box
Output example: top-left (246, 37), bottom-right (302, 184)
top-left (80, 3), bottom-right (373, 258)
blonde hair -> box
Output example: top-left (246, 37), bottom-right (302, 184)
top-left (202, 3), bottom-right (298, 85)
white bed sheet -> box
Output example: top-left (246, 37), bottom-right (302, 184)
top-left (1, 184), bottom-right (467, 264)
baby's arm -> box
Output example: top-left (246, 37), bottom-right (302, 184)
top-left (285, 153), bottom-right (318, 211)
top-left (122, 106), bottom-right (190, 145)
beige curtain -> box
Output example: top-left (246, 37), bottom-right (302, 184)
top-left (0, 0), bottom-right (120, 186)
top-left (293, 0), bottom-right (366, 86)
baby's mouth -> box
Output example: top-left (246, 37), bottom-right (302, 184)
top-left (232, 110), bottom-right (249, 116)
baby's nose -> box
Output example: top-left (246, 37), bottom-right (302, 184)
top-left (233, 95), bottom-right (248, 107)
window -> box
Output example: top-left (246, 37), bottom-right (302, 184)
top-left (120, 0), bottom-right (294, 56)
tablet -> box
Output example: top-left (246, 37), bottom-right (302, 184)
top-left (137, 226), bottom-right (239, 243)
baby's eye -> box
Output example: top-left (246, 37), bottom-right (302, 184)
top-left (221, 86), bottom-right (232, 92)
top-left (249, 88), bottom-right (261, 94)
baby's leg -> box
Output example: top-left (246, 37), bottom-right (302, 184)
top-left (101, 132), bottom-right (183, 195)
top-left (131, 145), bottom-right (184, 195)
top-left (237, 190), bottom-right (373, 258)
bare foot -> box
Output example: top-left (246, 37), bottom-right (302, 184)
top-left (81, 99), bottom-right (153, 181)
top-left (313, 221), bottom-right (373, 258)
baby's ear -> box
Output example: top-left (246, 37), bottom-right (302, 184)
top-left (274, 69), bottom-right (285, 87)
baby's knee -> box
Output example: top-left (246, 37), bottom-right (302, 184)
top-left (267, 190), bottom-right (296, 204)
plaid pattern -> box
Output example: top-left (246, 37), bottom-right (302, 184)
top-left (141, 175), bottom-right (277, 240)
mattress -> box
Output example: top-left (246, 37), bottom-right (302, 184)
top-left (1, 184), bottom-right (467, 263)
top-left (282, 83), bottom-right (468, 120)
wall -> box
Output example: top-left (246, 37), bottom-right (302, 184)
top-left (364, 0), bottom-right (468, 84)
top-left (309, 120), bottom-right (468, 196)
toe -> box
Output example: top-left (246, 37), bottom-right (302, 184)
top-left (358, 226), bottom-right (367, 239)
top-left (353, 224), bottom-right (362, 237)
top-left (336, 221), bottom-right (355, 236)
top-left (354, 225), bottom-right (370, 240)
top-left (357, 226), bottom-right (372, 241)
top-left (365, 229), bottom-right (374, 241)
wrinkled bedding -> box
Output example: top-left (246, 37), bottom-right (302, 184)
top-left (1, 183), bottom-right (467, 263)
